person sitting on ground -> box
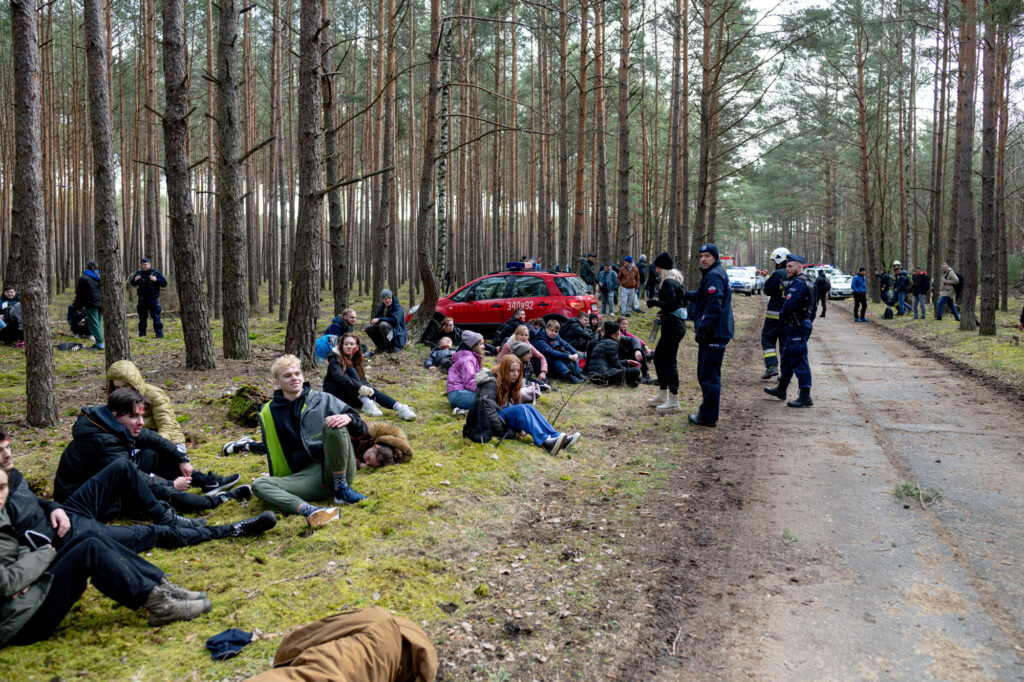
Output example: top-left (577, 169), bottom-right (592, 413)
top-left (323, 333), bottom-right (417, 421)
top-left (509, 341), bottom-right (550, 398)
top-left (55, 388), bottom-right (248, 517)
top-left (67, 304), bottom-right (90, 338)
top-left (251, 355), bottom-right (368, 528)
top-left (0, 287), bottom-right (23, 346)
top-left (586, 313), bottom-right (601, 337)
top-left (528, 317), bottom-right (546, 341)
top-left (614, 317), bottom-right (656, 384)
top-left (0, 468), bottom-right (217, 641)
top-left (464, 355), bottom-right (580, 455)
top-left (447, 331), bottom-right (486, 413)
top-left (533, 319), bottom-right (585, 384)
top-left (585, 321), bottom-right (641, 387)
top-left (424, 336), bottom-right (456, 371)
top-left (349, 421), bottom-right (414, 470)
top-left (365, 290), bottom-right (407, 353)
top-left (421, 314), bottom-right (465, 349)
top-left (497, 325), bottom-right (549, 382)
top-left (2, 427), bottom-right (275, 554)
top-left (493, 308), bottom-right (527, 348)
top-left (559, 315), bottom-right (594, 351)
top-left (325, 308), bottom-right (357, 336)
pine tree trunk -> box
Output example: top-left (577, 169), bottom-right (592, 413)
top-left (557, 0), bottom-right (570, 265)
top-left (616, 0), bottom-right (631, 259)
top-left (977, 5), bottom-right (996, 336)
top-left (572, 0), bottom-right (589, 257)
top-left (284, 0), bottom-right (325, 368)
top-left (593, 0), bottom-right (610, 263)
top-left (322, 2), bottom-right (347, 315)
top-left (855, 25), bottom-right (880, 301)
top-left (668, 0), bottom-right (682, 258)
top-left (956, 0), bottom-right (978, 331)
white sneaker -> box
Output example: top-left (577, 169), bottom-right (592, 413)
top-left (564, 432), bottom-right (582, 450)
top-left (394, 402), bottom-right (417, 421)
top-left (306, 507), bottom-right (340, 529)
top-left (647, 389), bottom-right (668, 407)
top-left (452, 407), bottom-right (469, 416)
top-left (360, 396), bottom-right (384, 417)
top-left (656, 394), bottom-right (680, 411)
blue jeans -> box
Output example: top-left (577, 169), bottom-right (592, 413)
top-left (935, 296), bottom-right (959, 321)
top-left (548, 358), bottom-right (578, 379)
top-left (896, 291), bottom-right (911, 315)
top-left (447, 390), bottom-right (476, 409)
top-left (601, 292), bottom-right (614, 314)
top-left (913, 294), bottom-right (928, 318)
top-left (499, 404), bottom-right (560, 446)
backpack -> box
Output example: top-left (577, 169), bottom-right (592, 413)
top-left (462, 397), bottom-right (507, 444)
top-left (883, 307), bottom-right (894, 320)
top-left (951, 271), bottom-right (964, 299)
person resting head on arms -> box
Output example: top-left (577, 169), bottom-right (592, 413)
top-left (350, 421), bottom-right (414, 470)
top-left (323, 333), bottom-right (417, 420)
top-left (424, 335), bottom-right (456, 371)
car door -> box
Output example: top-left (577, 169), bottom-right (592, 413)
top-left (467, 275), bottom-right (511, 326)
top-left (507, 274), bottom-right (552, 321)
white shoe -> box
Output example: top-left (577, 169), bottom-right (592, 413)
top-left (656, 394), bottom-right (680, 411)
top-left (360, 396), bottom-right (384, 417)
top-left (394, 402), bottom-right (417, 421)
top-left (564, 432), bottom-right (582, 450)
top-left (452, 407), bottom-right (469, 416)
top-left (647, 389), bottom-right (668, 407)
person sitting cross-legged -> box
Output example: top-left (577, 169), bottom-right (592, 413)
top-left (250, 355), bottom-right (369, 529)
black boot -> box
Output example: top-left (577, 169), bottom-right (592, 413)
top-left (764, 383), bottom-right (788, 400)
top-left (787, 387), bottom-right (813, 408)
top-left (760, 366), bottom-right (778, 380)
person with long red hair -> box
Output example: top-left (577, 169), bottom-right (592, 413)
top-left (323, 334), bottom-right (417, 421)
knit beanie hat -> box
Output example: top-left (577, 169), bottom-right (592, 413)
top-left (380, 289), bottom-right (393, 299)
top-left (698, 243), bottom-right (720, 260)
top-left (462, 330), bottom-right (484, 349)
top-left (509, 341), bottom-right (531, 357)
top-left (603, 321), bottom-right (620, 336)
top-left (652, 251), bottom-right (673, 270)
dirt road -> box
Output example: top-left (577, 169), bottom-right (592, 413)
top-left (620, 308), bottom-right (1024, 680)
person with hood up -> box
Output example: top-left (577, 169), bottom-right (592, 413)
top-left (73, 260), bottom-right (103, 350)
top-left (251, 355), bottom-right (369, 528)
top-left (646, 252), bottom-right (687, 410)
top-left (683, 244), bottom-right (734, 427)
top-left (447, 330), bottom-right (486, 413)
top-left (128, 257), bottom-right (168, 337)
top-left (365, 289), bottom-right (407, 352)
top-left (322, 333), bottom-right (417, 420)
top-left (618, 256), bottom-right (640, 316)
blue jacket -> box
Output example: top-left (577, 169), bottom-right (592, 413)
top-left (851, 274), bottom-right (867, 293)
top-left (372, 301), bottom-right (407, 349)
top-left (533, 330), bottom-right (580, 363)
top-left (687, 261), bottom-right (734, 341)
top-left (763, 266), bottom-right (787, 317)
top-left (597, 269), bottom-right (617, 294)
top-left (780, 273), bottom-right (815, 326)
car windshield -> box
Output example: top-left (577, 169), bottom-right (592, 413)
top-left (554, 276), bottom-right (589, 296)
top-left (727, 268), bottom-right (752, 278)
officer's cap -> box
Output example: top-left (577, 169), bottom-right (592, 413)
top-left (786, 254), bottom-right (806, 264)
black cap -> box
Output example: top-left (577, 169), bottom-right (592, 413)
top-left (603, 321), bottom-right (620, 336)
top-left (652, 251), bottom-right (673, 270)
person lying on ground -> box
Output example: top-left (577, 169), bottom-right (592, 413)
top-left (447, 330), bottom-right (487, 413)
top-left (496, 325), bottom-right (549, 382)
top-left (533, 319), bottom-right (586, 384)
top-left (55, 388), bottom-right (247, 516)
top-left (350, 421), bottom-right (414, 470)
top-left (585, 321), bottom-right (641, 387)
top-left (251, 355), bottom-right (368, 528)
top-left (0, 468), bottom-right (218, 642)
top-left (421, 314), bottom-right (465, 349)
top-left (493, 308), bottom-right (528, 348)
top-left (323, 333), bottom-right (417, 421)
top-left (424, 336), bottom-right (456, 371)
top-left (365, 290), bottom-right (407, 353)
top-left (464, 355), bottom-right (580, 455)
top-left (1, 428), bottom-right (274, 554)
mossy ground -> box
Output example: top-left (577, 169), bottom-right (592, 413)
top-left (0, 292), bottom-right (759, 680)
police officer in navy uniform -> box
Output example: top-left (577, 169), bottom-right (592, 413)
top-left (764, 254), bottom-right (815, 408)
top-left (760, 247), bottom-right (790, 380)
top-left (128, 257), bottom-right (168, 338)
top-left (684, 243), bottom-right (734, 427)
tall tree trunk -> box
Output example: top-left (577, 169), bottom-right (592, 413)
top-left (322, 2), bottom-right (347, 315)
top-left (557, 0), bottom-right (569, 265)
top-left (218, 0), bottom-right (251, 359)
top-left (162, 0), bottom-right (217, 369)
top-left (977, 3), bottom-right (996, 335)
top-left (855, 25), bottom-right (880, 300)
top-left (668, 0), bottom-right (682, 258)
top-left (372, 0), bottom-right (396, 303)
top-left (84, 0), bottom-right (130, 365)
top-left (956, 0), bottom-right (978, 331)
top-left (616, 0), bottom-right (631, 258)
top-left (572, 0), bottom-right (589, 257)
top-left (593, 0), bottom-right (611, 263)
top-left (284, 0), bottom-right (325, 368)
top-left (11, 0), bottom-right (58, 426)
top-left (436, 25), bottom-right (451, 282)
top-left (687, 0), bottom-right (714, 286)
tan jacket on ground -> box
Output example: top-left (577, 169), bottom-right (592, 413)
top-left (106, 360), bottom-right (185, 444)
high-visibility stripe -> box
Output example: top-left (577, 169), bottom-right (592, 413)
top-left (765, 312), bottom-right (780, 320)
top-left (763, 351), bottom-right (777, 359)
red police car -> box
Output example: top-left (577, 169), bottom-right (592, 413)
top-left (409, 263), bottom-right (599, 334)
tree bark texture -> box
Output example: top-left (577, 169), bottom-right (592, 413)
top-left (955, 0), bottom-right (978, 332)
top-left (616, 0), bottom-right (631, 259)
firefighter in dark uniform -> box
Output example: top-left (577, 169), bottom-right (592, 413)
top-left (764, 254), bottom-right (815, 408)
top-left (684, 243), bottom-right (734, 427)
top-left (760, 247), bottom-right (790, 380)
top-left (128, 257), bottom-right (168, 337)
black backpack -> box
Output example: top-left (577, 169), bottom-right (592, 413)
top-left (950, 271), bottom-right (964, 299)
top-left (883, 307), bottom-right (894, 320)
top-left (462, 397), bottom-right (507, 444)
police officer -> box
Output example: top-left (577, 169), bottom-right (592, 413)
top-left (128, 257), bottom-right (168, 338)
top-left (684, 243), bottom-right (734, 427)
top-left (760, 247), bottom-right (790, 380)
top-left (764, 254), bottom-right (814, 408)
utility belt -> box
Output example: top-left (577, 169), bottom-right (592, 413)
top-left (782, 311), bottom-right (812, 328)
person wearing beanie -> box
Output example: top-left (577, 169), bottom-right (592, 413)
top-left (447, 330), bottom-right (487, 412)
top-left (682, 243), bottom-right (734, 426)
top-left (584, 321), bottom-right (641, 387)
top-left (646, 251), bottom-right (686, 409)
top-left (365, 289), bottom-right (407, 352)
top-left (128, 257), bottom-right (168, 338)
top-left (496, 325), bottom-right (549, 382)
top-left (618, 257), bottom-right (640, 317)
top-left (323, 333), bottom-right (418, 420)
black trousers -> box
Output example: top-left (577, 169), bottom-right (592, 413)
top-left (654, 315), bottom-right (685, 393)
top-left (697, 340), bottom-right (728, 423)
top-left (818, 296), bottom-right (827, 317)
top-left (591, 367), bottom-right (641, 387)
top-left (9, 534), bottom-right (163, 645)
top-left (364, 324), bottom-right (395, 352)
top-left (137, 298), bottom-right (163, 336)
top-left (853, 292), bottom-right (867, 319)
top-left (760, 318), bottom-right (782, 370)
top-left (134, 449), bottom-right (220, 512)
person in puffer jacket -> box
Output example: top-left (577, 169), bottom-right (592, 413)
top-left (447, 330), bottom-right (486, 412)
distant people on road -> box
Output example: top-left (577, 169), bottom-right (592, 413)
top-left (128, 258), bottom-right (168, 338)
top-left (760, 247), bottom-right (790, 378)
top-left (618, 256), bottom-right (640, 317)
top-left (876, 267), bottom-right (893, 307)
top-left (892, 261), bottom-right (912, 316)
top-left (851, 267), bottom-right (868, 322)
top-left (647, 252), bottom-right (687, 410)
top-left (365, 289), bottom-right (407, 353)
top-left (764, 255), bottom-right (815, 408)
top-left (74, 260), bottom-right (103, 350)
top-left (936, 263), bottom-right (961, 322)
top-left (683, 244), bottom-right (734, 426)
top-left (912, 266), bottom-right (931, 320)
top-left (815, 270), bottom-right (831, 319)
top-left (447, 331), bottom-right (486, 413)
top-left (323, 333), bottom-right (417, 421)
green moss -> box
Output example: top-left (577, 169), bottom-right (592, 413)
top-left (227, 385), bottom-right (269, 427)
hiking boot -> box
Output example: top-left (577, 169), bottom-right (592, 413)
top-left (565, 374), bottom-right (585, 384)
top-left (764, 384), bottom-right (787, 400)
top-left (543, 433), bottom-right (568, 456)
top-left (640, 376), bottom-right (659, 385)
top-left (647, 389), bottom-right (668, 407)
top-left (787, 388), bottom-right (813, 408)
top-left (145, 582), bottom-right (212, 626)
top-left (656, 394), bottom-right (680, 411)
top-left (564, 432), bottom-right (582, 450)
top-left (687, 413), bottom-right (717, 428)
top-left (306, 506), bottom-right (341, 529)
top-left (216, 484), bottom-right (252, 504)
top-left (157, 577), bottom-right (206, 601)
top-left (393, 402), bottom-right (417, 421)
top-left (334, 481), bottom-right (367, 505)
top-left (222, 436), bottom-right (255, 455)
top-left (760, 367), bottom-right (778, 380)
top-left (155, 506), bottom-right (208, 528)
top-left (197, 472), bottom-right (241, 496)
top-left (229, 511), bottom-right (277, 537)
top-left (360, 396), bottom-right (384, 417)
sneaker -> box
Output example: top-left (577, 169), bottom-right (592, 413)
top-left (157, 577), bottom-right (207, 601)
top-left (564, 432), bottom-right (582, 450)
top-left (145, 583), bottom-right (213, 626)
top-left (221, 436), bottom-right (256, 455)
top-left (223, 484), bottom-right (252, 502)
top-left (229, 511), bottom-right (277, 537)
top-left (452, 407), bottom-right (469, 417)
top-left (394, 402), bottom-right (417, 421)
top-left (306, 506), bottom-right (340, 529)
top-left (544, 433), bottom-right (568, 456)
top-left (360, 396), bottom-right (384, 417)
top-left (200, 472), bottom-right (241, 496)
top-left (334, 481), bottom-right (367, 505)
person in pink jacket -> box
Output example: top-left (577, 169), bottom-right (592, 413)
top-left (496, 325), bottom-right (548, 382)
top-left (447, 330), bottom-right (486, 413)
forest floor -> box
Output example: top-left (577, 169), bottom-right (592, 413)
top-left (2, 292), bottom-right (1024, 680)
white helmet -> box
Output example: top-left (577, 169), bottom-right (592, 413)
top-left (770, 247), bottom-right (791, 265)
top-left (892, 260), bottom-right (901, 267)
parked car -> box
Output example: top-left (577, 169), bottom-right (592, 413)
top-left (805, 266), bottom-right (854, 299)
top-left (406, 264), bottom-right (599, 335)
top-left (727, 266), bottom-right (760, 296)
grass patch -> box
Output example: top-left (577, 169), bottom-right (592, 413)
top-left (893, 481), bottom-right (943, 504)
top-left (782, 528), bottom-right (799, 543)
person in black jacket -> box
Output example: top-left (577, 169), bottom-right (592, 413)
top-left (912, 266), bottom-right (931, 319)
top-left (0, 287), bottom-right (22, 345)
top-left (67, 305), bottom-right (90, 337)
top-left (586, 322), bottom-right (640, 387)
top-left (420, 315), bottom-right (465, 349)
top-left (684, 244), bottom-right (734, 427)
top-left (893, 261), bottom-right (912, 315)
top-left (765, 254), bottom-right (816, 408)
top-left (646, 251), bottom-right (687, 410)
top-left (323, 333), bottom-right (417, 420)
top-left (73, 261), bottom-right (103, 350)
top-left (760, 248), bottom-right (789, 379)
top-left (493, 308), bottom-right (527, 347)
top-left (128, 258), bottom-right (168, 337)
top-left (815, 270), bottom-right (831, 319)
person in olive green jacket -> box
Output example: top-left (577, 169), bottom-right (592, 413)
top-left (0, 468), bottom-right (210, 644)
